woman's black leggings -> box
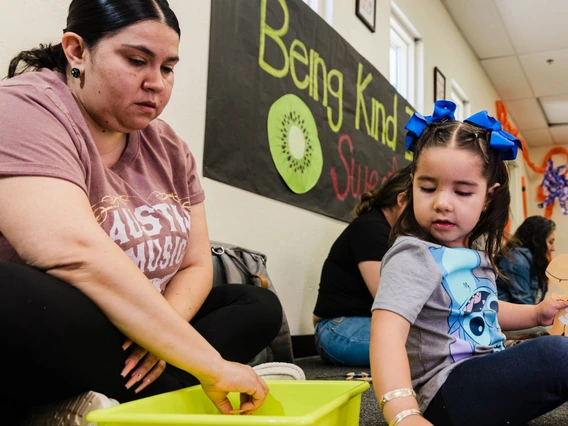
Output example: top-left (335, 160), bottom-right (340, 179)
top-left (0, 261), bottom-right (283, 420)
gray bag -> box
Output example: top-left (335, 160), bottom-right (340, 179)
top-left (210, 240), bottom-right (294, 363)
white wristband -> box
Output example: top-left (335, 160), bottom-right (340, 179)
top-left (389, 408), bottom-right (422, 426)
top-left (379, 388), bottom-right (416, 412)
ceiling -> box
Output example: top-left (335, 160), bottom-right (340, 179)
top-left (441, 0), bottom-right (568, 147)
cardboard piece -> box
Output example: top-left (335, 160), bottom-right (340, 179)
top-left (546, 255), bottom-right (568, 336)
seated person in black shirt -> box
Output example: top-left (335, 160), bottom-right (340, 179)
top-left (312, 166), bottom-right (410, 366)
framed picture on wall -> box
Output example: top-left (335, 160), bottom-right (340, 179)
top-left (356, 0), bottom-right (376, 32)
top-left (434, 67), bottom-right (446, 101)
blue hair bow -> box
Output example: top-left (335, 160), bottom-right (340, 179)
top-left (464, 111), bottom-right (522, 161)
top-left (405, 100), bottom-right (456, 152)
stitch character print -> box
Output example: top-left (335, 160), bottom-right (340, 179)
top-left (430, 246), bottom-right (505, 361)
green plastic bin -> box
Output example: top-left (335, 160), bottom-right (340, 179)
top-left (86, 380), bottom-right (369, 425)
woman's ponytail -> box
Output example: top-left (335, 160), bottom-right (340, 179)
top-left (353, 191), bottom-right (376, 217)
top-left (351, 165), bottom-right (411, 218)
top-left (7, 43), bottom-right (67, 78)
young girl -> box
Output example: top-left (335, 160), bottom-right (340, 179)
top-left (370, 100), bottom-right (568, 426)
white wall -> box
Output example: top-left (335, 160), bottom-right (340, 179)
top-left (0, 0), bottom-right (502, 335)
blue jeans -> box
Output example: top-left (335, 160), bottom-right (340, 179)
top-left (314, 316), bottom-right (370, 367)
top-left (424, 335), bottom-right (568, 426)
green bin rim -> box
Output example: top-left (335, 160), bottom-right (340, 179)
top-left (86, 380), bottom-right (370, 425)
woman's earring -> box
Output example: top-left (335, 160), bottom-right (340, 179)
top-left (70, 68), bottom-right (81, 79)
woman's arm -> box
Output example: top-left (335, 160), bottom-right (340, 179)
top-left (0, 176), bottom-right (266, 413)
top-left (359, 260), bottom-right (381, 298)
top-left (371, 310), bottom-right (431, 425)
top-left (122, 202), bottom-right (214, 392)
top-left (162, 202), bottom-right (213, 322)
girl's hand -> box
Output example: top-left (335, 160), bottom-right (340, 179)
top-left (536, 296), bottom-right (568, 326)
top-left (200, 360), bottom-right (269, 415)
top-left (121, 339), bottom-right (167, 393)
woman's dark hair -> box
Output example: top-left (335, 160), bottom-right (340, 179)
top-left (501, 215), bottom-right (555, 294)
top-left (353, 165), bottom-right (411, 217)
top-left (7, 0), bottom-right (180, 78)
top-left (392, 120), bottom-right (511, 272)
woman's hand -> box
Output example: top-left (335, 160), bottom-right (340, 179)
top-left (200, 360), bottom-right (269, 415)
top-left (121, 339), bottom-right (167, 393)
top-left (536, 295), bottom-right (568, 326)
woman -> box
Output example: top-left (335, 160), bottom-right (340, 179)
top-left (312, 166), bottom-right (410, 366)
top-left (0, 1), bottom-right (282, 424)
top-left (497, 216), bottom-right (556, 304)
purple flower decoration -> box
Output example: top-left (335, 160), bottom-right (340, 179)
top-left (538, 159), bottom-right (568, 215)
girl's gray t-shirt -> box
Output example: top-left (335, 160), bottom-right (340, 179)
top-left (0, 69), bottom-right (204, 293)
top-left (372, 236), bottom-right (506, 411)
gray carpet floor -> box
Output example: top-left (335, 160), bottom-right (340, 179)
top-left (295, 355), bottom-right (568, 425)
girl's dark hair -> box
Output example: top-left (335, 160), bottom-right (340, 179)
top-left (7, 0), bottom-right (180, 78)
top-left (353, 165), bottom-right (411, 217)
top-left (501, 215), bottom-right (555, 294)
top-left (392, 120), bottom-right (511, 272)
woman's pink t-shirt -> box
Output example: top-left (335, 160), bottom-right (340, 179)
top-left (0, 69), bottom-right (205, 292)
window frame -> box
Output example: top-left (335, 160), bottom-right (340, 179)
top-left (449, 79), bottom-right (470, 121)
top-left (303, 0), bottom-right (333, 24)
top-left (389, 2), bottom-right (423, 111)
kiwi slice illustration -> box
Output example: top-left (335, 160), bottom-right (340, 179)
top-left (267, 94), bottom-right (323, 194)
